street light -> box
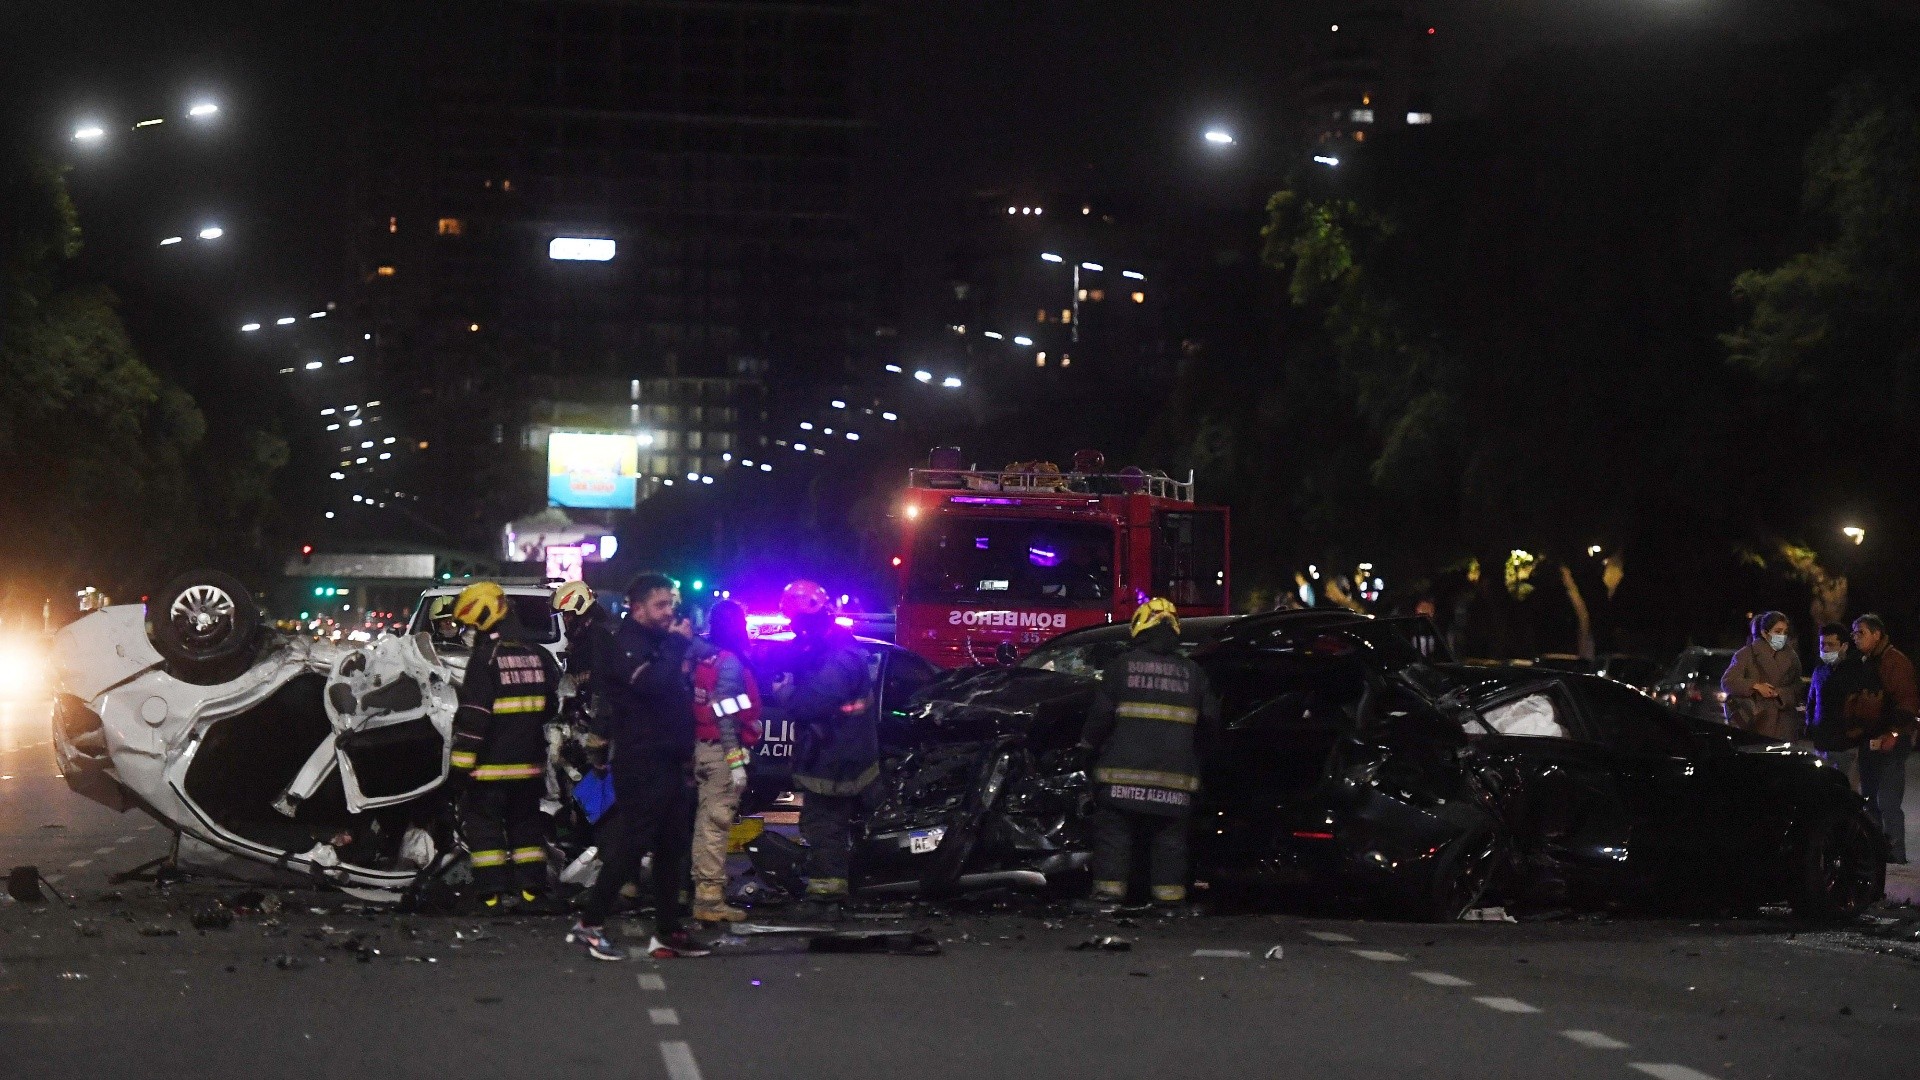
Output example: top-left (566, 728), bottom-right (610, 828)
top-left (1843, 526), bottom-right (1866, 545)
top-left (158, 236), bottom-right (184, 246)
top-left (72, 124), bottom-right (106, 142)
top-left (1204, 129), bottom-right (1235, 147)
top-left (941, 376), bottom-right (963, 389)
top-left (1313, 154), bottom-right (1341, 167)
top-left (913, 370), bottom-right (933, 383)
top-left (1041, 252), bottom-right (1064, 263)
top-left (187, 102), bottom-right (219, 118)
top-left (197, 226), bottom-right (223, 240)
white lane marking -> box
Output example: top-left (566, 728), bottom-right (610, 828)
top-left (1412, 971), bottom-right (1473, 987)
top-left (1192, 949), bottom-right (1251, 959)
top-left (66, 859), bottom-right (91, 869)
top-left (43, 875), bottom-right (62, 885)
top-left (92, 847), bottom-right (114, 856)
top-left (1350, 949), bottom-right (1408, 962)
top-left (660, 1040), bottom-right (704, 1080)
top-left (1306, 931), bottom-right (1357, 943)
top-left (1473, 996), bottom-right (1542, 1014)
top-left (649, 1007), bottom-right (680, 1026)
top-left (1629, 1065), bottom-right (1722, 1080)
top-left (636, 973), bottom-right (667, 991)
top-left (1561, 1030), bottom-right (1630, 1050)
top-left (138, 823), bottom-right (157, 831)
top-left (115, 836), bottom-right (136, 845)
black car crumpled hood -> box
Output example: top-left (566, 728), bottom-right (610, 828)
top-left (909, 666), bottom-right (1096, 742)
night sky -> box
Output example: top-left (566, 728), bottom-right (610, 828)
top-left (2, 0), bottom-right (1863, 311)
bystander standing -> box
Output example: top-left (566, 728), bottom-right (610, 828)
top-left (1805, 622), bottom-right (1866, 789)
top-left (1851, 614), bottom-right (1916, 864)
top-left (1721, 611), bottom-right (1804, 740)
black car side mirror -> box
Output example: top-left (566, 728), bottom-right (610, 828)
top-left (995, 641), bottom-right (1019, 667)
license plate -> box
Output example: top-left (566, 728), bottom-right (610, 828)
top-left (908, 827), bottom-right (945, 854)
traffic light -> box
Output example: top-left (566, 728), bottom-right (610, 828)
top-left (300, 543), bottom-right (314, 565)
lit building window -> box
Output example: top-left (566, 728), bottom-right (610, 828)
top-left (1407, 112), bottom-right (1434, 125)
top-left (387, 216), bottom-right (398, 234)
top-left (376, 265), bottom-right (396, 277)
top-left (1060, 309), bottom-right (1072, 324)
top-left (1036, 352), bottom-right (1047, 367)
top-left (1077, 289), bottom-right (1089, 302)
top-left (1037, 309), bottom-right (1050, 323)
top-left (1061, 355), bottom-right (1071, 367)
top-left (1131, 291), bottom-right (1146, 304)
top-left (1354, 130), bottom-right (1366, 142)
top-left (438, 217), bottom-right (464, 236)
top-left (1087, 289), bottom-right (1105, 302)
top-left (501, 180), bottom-right (513, 192)
top-left (1351, 109), bottom-right (1374, 124)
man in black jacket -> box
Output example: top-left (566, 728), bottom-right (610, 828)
top-left (1076, 598), bottom-right (1218, 912)
top-left (1806, 622), bottom-right (1866, 789)
top-left (567, 574), bottom-right (706, 960)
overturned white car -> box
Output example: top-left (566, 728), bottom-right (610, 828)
top-left (51, 572), bottom-right (477, 899)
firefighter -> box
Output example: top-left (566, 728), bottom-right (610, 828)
top-left (769, 581), bottom-right (874, 904)
top-left (449, 581), bottom-right (562, 912)
top-left (428, 594), bottom-right (464, 646)
top-left (1076, 597), bottom-right (1217, 912)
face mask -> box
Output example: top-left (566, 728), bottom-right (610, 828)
top-left (1767, 632), bottom-right (1787, 651)
top-left (1820, 650), bottom-right (1841, 665)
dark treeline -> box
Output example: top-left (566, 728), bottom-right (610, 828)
top-left (1153, 28), bottom-right (1920, 658)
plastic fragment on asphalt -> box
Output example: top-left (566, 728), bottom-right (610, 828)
top-left (1265, 945), bottom-right (1285, 961)
top-left (734, 923), bottom-right (834, 935)
top-left (1192, 949), bottom-right (1251, 958)
top-left (808, 930), bottom-right (942, 956)
top-left (58, 972), bottom-right (88, 981)
top-left (1629, 1065), bottom-right (1724, 1080)
top-left (1461, 906), bottom-right (1517, 922)
top-left (1073, 936), bottom-right (1132, 952)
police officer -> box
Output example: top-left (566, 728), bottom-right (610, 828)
top-left (449, 582), bottom-right (562, 912)
top-left (770, 581), bottom-right (874, 904)
top-left (1077, 598), bottom-right (1217, 911)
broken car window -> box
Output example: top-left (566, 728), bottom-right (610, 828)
top-left (1476, 692), bottom-right (1570, 739)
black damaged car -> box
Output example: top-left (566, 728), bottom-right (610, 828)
top-left (831, 611), bottom-right (1883, 920)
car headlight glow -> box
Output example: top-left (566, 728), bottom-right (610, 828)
top-left (0, 637), bottom-right (48, 698)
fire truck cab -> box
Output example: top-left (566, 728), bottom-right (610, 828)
top-left (893, 456), bottom-right (1230, 668)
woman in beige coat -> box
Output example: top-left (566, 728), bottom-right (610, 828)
top-left (1721, 611), bottom-right (1804, 740)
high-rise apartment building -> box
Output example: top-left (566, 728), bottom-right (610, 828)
top-left (344, 0), bottom-right (864, 536)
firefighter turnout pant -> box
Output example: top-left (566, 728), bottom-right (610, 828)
top-left (582, 754), bottom-right (695, 931)
top-left (800, 792), bottom-right (860, 896)
top-left (461, 777), bottom-right (547, 898)
top-left (1090, 806), bottom-right (1190, 904)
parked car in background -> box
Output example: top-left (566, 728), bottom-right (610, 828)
top-left (1653, 646), bottom-right (1738, 721)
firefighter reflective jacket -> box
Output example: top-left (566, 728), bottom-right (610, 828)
top-left (1080, 629), bottom-right (1218, 816)
top-left (452, 632), bottom-right (561, 781)
top-left (787, 626), bottom-right (877, 797)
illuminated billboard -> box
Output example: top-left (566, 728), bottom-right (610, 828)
top-left (547, 431), bottom-right (639, 509)
top-left (549, 237), bottom-right (616, 262)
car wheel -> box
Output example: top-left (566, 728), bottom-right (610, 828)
top-left (1416, 819), bottom-right (1509, 922)
top-left (148, 570), bottom-right (262, 684)
top-left (920, 746), bottom-right (1016, 895)
top-left (1788, 809), bottom-right (1884, 922)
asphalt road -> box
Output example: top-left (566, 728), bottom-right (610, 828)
top-left (5, 704), bottom-right (1920, 1080)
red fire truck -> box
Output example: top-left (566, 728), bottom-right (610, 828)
top-left (892, 454), bottom-right (1231, 668)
